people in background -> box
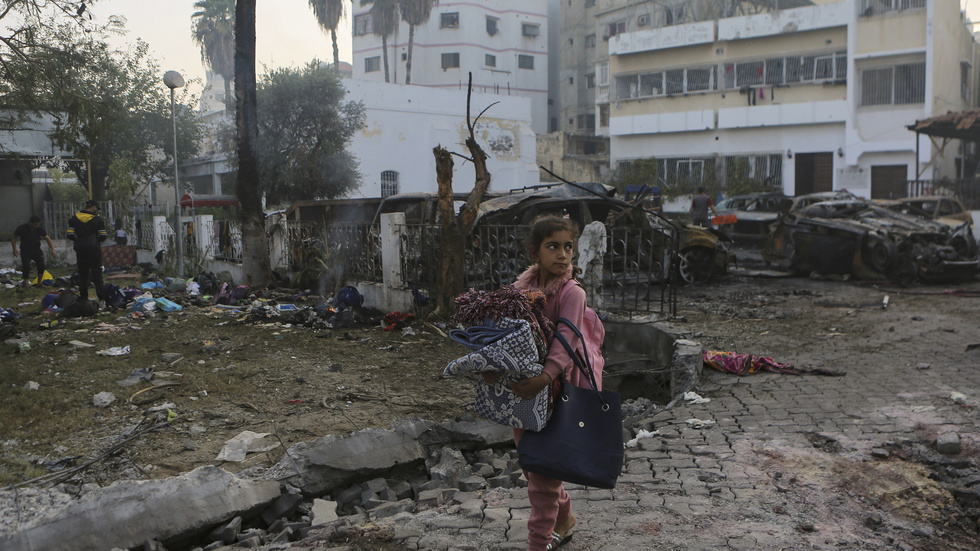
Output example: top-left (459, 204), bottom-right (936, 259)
top-left (114, 218), bottom-right (128, 246)
top-left (11, 215), bottom-right (56, 286)
top-left (67, 200), bottom-right (108, 305)
top-left (690, 187), bottom-right (719, 228)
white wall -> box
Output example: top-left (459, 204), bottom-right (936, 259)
top-left (344, 80), bottom-right (540, 197)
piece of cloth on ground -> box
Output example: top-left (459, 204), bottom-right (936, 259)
top-left (703, 350), bottom-right (845, 376)
top-left (444, 318), bottom-right (551, 431)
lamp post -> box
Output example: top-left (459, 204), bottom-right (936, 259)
top-left (164, 70), bottom-right (185, 278)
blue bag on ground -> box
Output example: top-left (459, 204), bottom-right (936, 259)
top-left (155, 297), bottom-right (182, 312)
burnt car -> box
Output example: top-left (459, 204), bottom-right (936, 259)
top-left (473, 183), bottom-right (733, 284)
top-left (787, 190), bottom-right (857, 213)
top-left (876, 196), bottom-right (973, 226)
top-left (763, 198), bottom-right (978, 284)
top-left (715, 192), bottom-right (791, 241)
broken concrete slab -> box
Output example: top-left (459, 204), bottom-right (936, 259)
top-left (0, 466), bottom-right (280, 551)
top-left (937, 433), bottom-right (962, 455)
top-left (310, 499), bottom-right (339, 526)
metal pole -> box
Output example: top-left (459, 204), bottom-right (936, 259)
top-left (171, 88), bottom-right (184, 278)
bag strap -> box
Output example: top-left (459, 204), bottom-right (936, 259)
top-left (553, 318), bottom-right (606, 406)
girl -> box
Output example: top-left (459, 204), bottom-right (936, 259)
top-left (509, 214), bottom-right (603, 551)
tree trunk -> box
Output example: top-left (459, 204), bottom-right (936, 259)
top-left (381, 36), bottom-right (390, 83)
top-left (405, 25), bottom-right (414, 85)
top-left (234, 0), bottom-right (271, 287)
top-left (223, 74), bottom-right (232, 107)
top-left (331, 29), bottom-right (340, 69)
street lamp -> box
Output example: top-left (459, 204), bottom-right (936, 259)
top-left (164, 70), bottom-right (185, 278)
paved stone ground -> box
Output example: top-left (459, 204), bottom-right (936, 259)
top-left (284, 277), bottom-right (980, 551)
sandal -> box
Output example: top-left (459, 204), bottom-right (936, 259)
top-left (546, 529), bottom-right (573, 550)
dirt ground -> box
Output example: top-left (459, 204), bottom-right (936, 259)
top-left (2, 248), bottom-right (980, 549)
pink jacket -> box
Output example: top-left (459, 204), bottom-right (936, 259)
top-left (513, 265), bottom-right (602, 390)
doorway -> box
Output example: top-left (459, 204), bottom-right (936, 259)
top-left (870, 165), bottom-right (908, 199)
top-left (794, 153), bottom-right (834, 195)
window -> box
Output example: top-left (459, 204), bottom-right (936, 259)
top-left (365, 56), bottom-right (380, 73)
top-left (598, 61), bottom-right (609, 86)
top-left (676, 160), bottom-right (705, 184)
top-left (522, 23), bottom-right (540, 37)
top-left (569, 77), bottom-right (574, 85)
top-left (440, 12), bottom-right (459, 28)
top-left (637, 14), bottom-right (650, 26)
top-left (585, 34), bottom-right (596, 47)
top-left (962, 62), bottom-right (971, 102)
top-left (486, 17), bottom-right (498, 36)
top-left (486, 54), bottom-right (496, 67)
top-left (586, 73), bottom-right (595, 89)
top-left (616, 65), bottom-right (717, 99)
top-left (354, 13), bottom-right (373, 36)
top-left (586, 0), bottom-right (596, 7)
top-left (599, 104), bottom-right (609, 127)
top-left (577, 114), bottom-right (595, 130)
top-left (723, 50), bottom-right (847, 89)
top-left (442, 52), bottom-right (460, 69)
top-left (608, 21), bottom-right (626, 38)
top-left (860, 0), bottom-right (926, 16)
top-left (381, 171), bottom-right (399, 197)
top-left (860, 61), bottom-right (925, 106)
top-left (518, 55), bottom-right (534, 70)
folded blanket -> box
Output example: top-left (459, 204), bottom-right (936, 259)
top-left (444, 318), bottom-right (551, 431)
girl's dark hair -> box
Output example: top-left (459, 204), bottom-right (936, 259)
top-left (525, 215), bottom-right (580, 257)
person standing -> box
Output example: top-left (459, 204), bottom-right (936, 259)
top-left (11, 215), bottom-right (57, 286)
top-left (690, 187), bottom-right (719, 228)
top-left (67, 200), bottom-right (108, 305)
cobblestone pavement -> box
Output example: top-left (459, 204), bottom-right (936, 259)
top-left (292, 277), bottom-right (980, 551)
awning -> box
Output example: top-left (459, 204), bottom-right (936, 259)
top-left (180, 194), bottom-right (240, 208)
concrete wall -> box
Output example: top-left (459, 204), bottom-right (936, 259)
top-left (344, 80), bottom-right (539, 197)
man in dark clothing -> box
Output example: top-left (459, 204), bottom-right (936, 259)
top-left (11, 215), bottom-right (57, 285)
top-left (67, 200), bottom-right (108, 304)
top-left (690, 187), bottom-right (719, 228)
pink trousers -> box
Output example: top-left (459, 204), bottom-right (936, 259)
top-left (514, 429), bottom-right (572, 551)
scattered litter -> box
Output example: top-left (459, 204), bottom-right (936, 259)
top-left (146, 402), bottom-right (176, 413)
top-left (24, 381), bottom-right (39, 390)
top-left (215, 430), bottom-right (278, 462)
top-left (916, 363), bottom-right (930, 370)
top-left (17, 341), bottom-right (30, 353)
top-left (704, 350), bottom-right (845, 377)
top-left (686, 418), bottom-right (716, 429)
top-left (68, 340), bottom-right (95, 348)
top-left (96, 345), bottom-right (131, 356)
top-left (93, 392), bottom-right (116, 407)
top-left (626, 428), bottom-right (660, 448)
top-left (116, 368), bottom-right (154, 387)
top-left (683, 391), bottom-right (711, 404)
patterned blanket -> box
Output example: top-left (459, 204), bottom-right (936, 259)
top-left (444, 318), bottom-right (551, 431)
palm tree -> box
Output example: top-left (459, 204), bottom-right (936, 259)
top-left (308, 0), bottom-right (346, 70)
top-left (399, 0), bottom-right (437, 85)
top-left (360, 0), bottom-right (399, 83)
top-left (191, 0), bottom-right (236, 102)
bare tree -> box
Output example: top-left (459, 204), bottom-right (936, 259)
top-left (432, 73), bottom-right (494, 317)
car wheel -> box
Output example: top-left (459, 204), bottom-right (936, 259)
top-left (679, 248), bottom-right (715, 284)
top-left (862, 235), bottom-right (895, 273)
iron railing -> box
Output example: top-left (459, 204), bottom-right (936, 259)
top-left (907, 179), bottom-right (980, 210)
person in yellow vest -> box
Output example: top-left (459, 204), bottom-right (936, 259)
top-left (67, 200), bottom-right (108, 304)
top-left (11, 215), bottom-right (56, 286)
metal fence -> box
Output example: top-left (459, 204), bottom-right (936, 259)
top-left (42, 201), bottom-right (115, 240)
top-left (860, 0), bottom-right (926, 17)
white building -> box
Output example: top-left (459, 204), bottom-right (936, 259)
top-left (344, 79), bottom-right (539, 197)
top-left (351, 1), bottom-right (550, 135)
top-left (595, 0), bottom-right (979, 201)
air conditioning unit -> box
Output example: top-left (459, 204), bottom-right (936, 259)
top-left (523, 24), bottom-right (539, 37)
top-left (602, 35), bottom-right (609, 41)
top-left (638, 14), bottom-right (650, 26)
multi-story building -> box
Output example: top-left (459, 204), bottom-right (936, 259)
top-left (591, 0), bottom-right (978, 202)
top-left (351, 1), bottom-right (550, 135)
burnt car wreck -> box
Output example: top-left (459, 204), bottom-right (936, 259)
top-left (764, 198), bottom-right (978, 285)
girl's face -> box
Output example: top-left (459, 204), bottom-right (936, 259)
top-left (533, 229), bottom-right (575, 281)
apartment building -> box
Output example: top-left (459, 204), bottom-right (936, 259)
top-left (592, 0), bottom-right (978, 200)
top-left (351, 1), bottom-right (550, 134)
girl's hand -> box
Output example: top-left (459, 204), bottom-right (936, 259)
top-left (481, 372), bottom-right (501, 385)
top-left (510, 373), bottom-right (552, 400)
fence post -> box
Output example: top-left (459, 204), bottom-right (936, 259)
top-left (152, 215), bottom-right (167, 256)
top-left (195, 214), bottom-right (215, 260)
top-left (381, 213), bottom-right (405, 292)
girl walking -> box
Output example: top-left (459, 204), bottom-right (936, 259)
top-left (507, 214), bottom-right (604, 551)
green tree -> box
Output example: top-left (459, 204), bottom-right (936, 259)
top-left (3, 23), bottom-right (202, 201)
top-left (234, 0), bottom-right (271, 287)
top-left (192, 0), bottom-right (236, 102)
top-left (399, 0), bottom-right (437, 85)
top-left (360, 0), bottom-right (400, 83)
top-left (308, 0), bottom-right (346, 70)
top-left (256, 62), bottom-right (365, 206)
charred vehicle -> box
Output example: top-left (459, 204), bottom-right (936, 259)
top-left (715, 192), bottom-right (791, 241)
top-left (472, 183), bottom-right (733, 285)
top-left (764, 198), bottom-right (978, 284)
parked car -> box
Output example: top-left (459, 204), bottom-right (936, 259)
top-left (875, 196), bottom-right (973, 226)
top-left (714, 192), bottom-right (791, 240)
top-left (786, 190), bottom-right (857, 213)
top-left (763, 198), bottom-right (978, 284)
